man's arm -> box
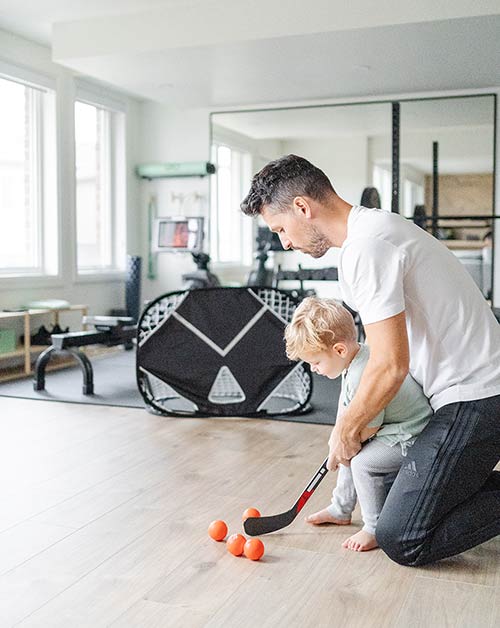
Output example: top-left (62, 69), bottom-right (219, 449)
top-left (327, 311), bottom-right (409, 470)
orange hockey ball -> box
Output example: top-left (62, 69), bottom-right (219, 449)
top-left (242, 507), bottom-right (261, 521)
top-left (227, 533), bottom-right (246, 556)
top-left (208, 520), bottom-right (227, 542)
top-left (244, 538), bottom-right (265, 561)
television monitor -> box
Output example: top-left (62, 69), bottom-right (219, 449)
top-left (152, 217), bottom-right (204, 253)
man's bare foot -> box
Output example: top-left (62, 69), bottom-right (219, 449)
top-left (305, 508), bottom-right (351, 525)
top-left (342, 529), bottom-right (378, 551)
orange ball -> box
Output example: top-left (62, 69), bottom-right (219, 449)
top-left (242, 507), bottom-right (261, 521)
top-left (244, 538), bottom-right (265, 561)
top-left (227, 533), bottom-right (246, 556)
top-left (208, 520), bottom-right (227, 541)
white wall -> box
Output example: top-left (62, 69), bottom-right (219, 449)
top-left (494, 103), bottom-right (500, 308)
top-left (212, 124), bottom-right (284, 166)
top-left (282, 136), bottom-right (368, 206)
top-left (137, 112), bottom-right (286, 301)
top-left (0, 28), bottom-right (141, 322)
top-left (370, 126), bottom-right (494, 173)
top-left (137, 102), bottom-right (212, 301)
top-left (275, 135), bottom-right (368, 297)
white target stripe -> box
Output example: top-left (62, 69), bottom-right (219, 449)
top-left (172, 306), bottom-right (267, 357)
top-left (255, 361), bottom-right (308, 412)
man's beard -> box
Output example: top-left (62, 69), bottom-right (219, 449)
top-left (302, 224), bottom-right (332, 258)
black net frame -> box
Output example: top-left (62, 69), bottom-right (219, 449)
top-left (136, 287), bottom-right (313, 418)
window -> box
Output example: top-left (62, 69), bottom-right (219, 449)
top-left (0, 73), bottom-right (57, 277)
top-left (210, 143), bottom-right (253, 265)
top-left (75, 97), bottom-right (125, 273)
top-left (403, 178), bottom-right (424, 217)
top-left (373, 165), bottom-right (424, 216)
top-left (372, 165), bottom-right (392, 212)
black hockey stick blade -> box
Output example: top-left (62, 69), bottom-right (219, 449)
top-left (243, 458), bottom-right (329, 536)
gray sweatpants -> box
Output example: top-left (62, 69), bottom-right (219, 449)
top-left (327, 438), bottom-right (407, 535)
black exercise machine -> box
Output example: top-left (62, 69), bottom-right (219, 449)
top-left (33, 316), bottom-right (136, 395)
top-left (181, 252), bottom-right (220, 289)
top-left (272, 264), bottom-right (365, 341)
top-left (273, 264), bottom-right (339, 298)
top-left (247, 227), bottom-right (283, 287)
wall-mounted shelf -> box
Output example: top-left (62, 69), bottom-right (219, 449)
top-left (136, 161), bottom-right (216, 180)
top-left (419, 214), bottom-right (497, 251)
top-left (443, 240), bottom-right (485, 250)
top-left (436, 220), bottom-right (491, 228)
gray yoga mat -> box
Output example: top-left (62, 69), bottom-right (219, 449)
top-left (0, 350), bottom-right (340, 425)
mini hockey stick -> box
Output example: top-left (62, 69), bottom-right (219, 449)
top-left (243, 458), bottom-right (329, 536)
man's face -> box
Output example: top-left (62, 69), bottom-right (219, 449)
top-left (261, 204), bottom-right (332, 258)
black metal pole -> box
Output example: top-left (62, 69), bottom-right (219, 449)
top-left (391, 102), bottom-right (400, 213)
top-left (432, 141), bottom-right (439, 238)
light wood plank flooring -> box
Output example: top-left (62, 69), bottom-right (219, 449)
top-left (0, 397), bottom-right (498, 627)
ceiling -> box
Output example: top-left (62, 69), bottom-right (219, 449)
top-left (0, 1), bottom-right (499, 108)
top-left (0, 1), bottom-right (175, 45)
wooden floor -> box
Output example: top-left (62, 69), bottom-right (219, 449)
top-left (0, 397), bottom-right (498, 628)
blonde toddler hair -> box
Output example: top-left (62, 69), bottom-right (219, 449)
top-left (285, 296), bottom-right (357, 360)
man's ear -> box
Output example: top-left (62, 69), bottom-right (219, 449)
top-left (293, 196), bottom-right (312, 218)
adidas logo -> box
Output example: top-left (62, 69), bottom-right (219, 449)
top-left (403, 460), bottom-right (419, 478)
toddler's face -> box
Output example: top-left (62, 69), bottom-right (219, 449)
top-left (300, 347), bottom-right (346, 379)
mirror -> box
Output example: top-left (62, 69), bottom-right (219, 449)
top-left (211, 102), bottom-right (392, 298)
top-left (400, 95), bottom-right (495, 299)
top-left (211, 94), bottom-right (496, 300)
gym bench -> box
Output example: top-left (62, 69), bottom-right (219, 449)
top-left (33, 316), bottom-right (136, 395)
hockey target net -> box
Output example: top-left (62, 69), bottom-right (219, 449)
top-left (136, 287), bottom-right (312, 417)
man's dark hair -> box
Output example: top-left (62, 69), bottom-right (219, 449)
top-left (240, 154), bottom-right (335, 216)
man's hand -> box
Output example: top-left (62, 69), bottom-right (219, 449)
top-left (327, 423), bottom-right (362, 471)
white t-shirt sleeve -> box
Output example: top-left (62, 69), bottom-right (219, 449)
top-left (341, 237), bottom-right (406, 325)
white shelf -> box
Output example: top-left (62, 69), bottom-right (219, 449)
top-left (443, 240), bottom-right (485, 250)
top-left (0, 345), bottom-right (48, 360)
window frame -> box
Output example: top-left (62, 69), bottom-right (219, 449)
top-left (0, 62), bottom-right (58, 284)
top-left (209, 139), bottom-right (254, 268)
top-left (372, 164), bottom-right (393, 212)
top-left (73, 81), bottom-right (127, 280)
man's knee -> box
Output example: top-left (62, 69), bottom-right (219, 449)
top-left (376, 513), bottom-right (428, 567)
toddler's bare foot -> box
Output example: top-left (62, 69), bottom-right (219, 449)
top-left (305, 508), bottom-right (351, 525)
top-left (342, 529), bottom-right (378, 552)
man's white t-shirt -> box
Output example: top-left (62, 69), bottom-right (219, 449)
top-left (338, 205), bottom-right (500, 411)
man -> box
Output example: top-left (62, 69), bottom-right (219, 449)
top-left (240, 154), bottom-right (500, 566)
